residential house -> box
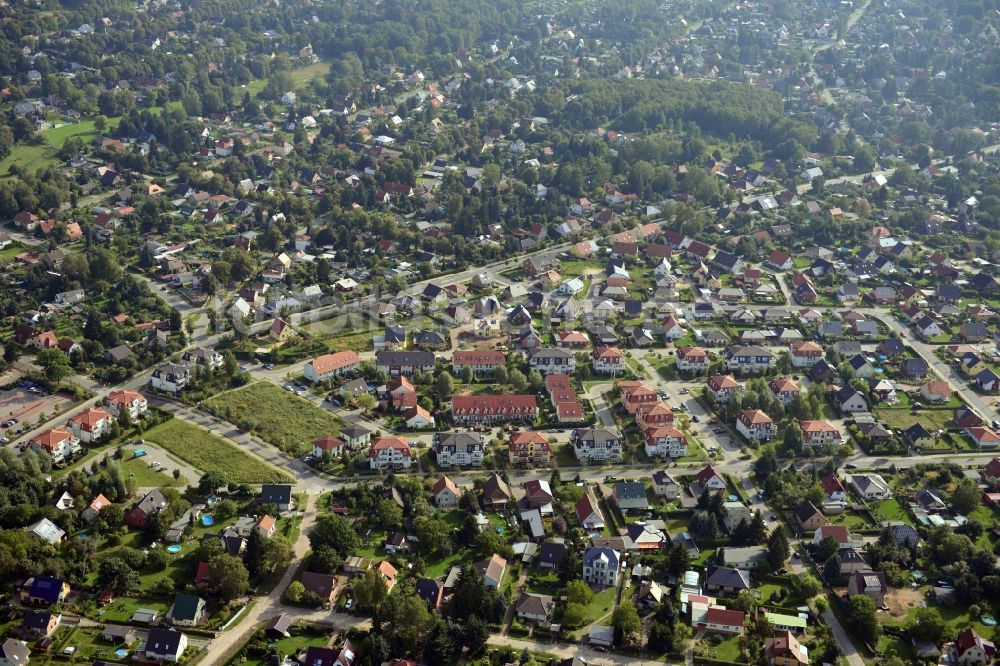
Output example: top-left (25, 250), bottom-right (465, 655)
top-left (695, 466), bottom-right (728, 495)
top-left (67, 407), bottom-right (114, 443)
top-left (900, 358), bottom-right (929, 380)
top-left (846, 354), bottom-right (875, 378)
top-left (592, 346), bottom-right (625, 374)
top-left (150, 363), bottom-right (191, 394)
top-left (515, 593), bottom-right (555, 624)
top-left (794, 500), bottom-right (826, 530)
top-left (613, 481), bottom-right (649, 512)
top-left (261, 485), bottom-right (294, 512)
top-left (921, 381), bottom-right (952, 403)
top-left (652, 471), bottom-right (681, 499)
top-left (723, 346), bottom-right (776, 373)
top-left (81, 494), bottom-right (111, 524)
top-left (790, 341), bottom-right (824, 368)
top-left (704, 566), bottom-right (751, 595)
top-left (475, 554), bottom-right (507, 589)
top-left (676, 346), bottom-right (709, 373)
top-left (375, 351), bottom-right (436, 376)
top-left (368, 436), bottom-right (413, 470)
top-left (509, 431), bottom-right (552, 466)
top-left (434, 433), bottom-right (484, 467)
top-left (312, 436), bottom-right (345, 459)
top-left (707, 375), bottom-right (743, 403)
top-left (20, 576), bottom-right (69, 606)
top-left (847, 570), bottom-right (887, 606)
top-left (582, 547), bottom-right (621, 588)
top-left (432, 475), bottom-right (460, 509)
top-left (967, 426), bottom-right (1000, 449)
top-left (576, 493), bottom-right (606, 531)
top-left (451, 395), bottom-right (537, 423)
top-left (415, 579), bottom-right (444, 610)
top-left (304, 351), bottom-right (361, 382)
top-left (821, 474), bottom-right (847, 502)
top-left (954, 629), bottom-right (997, 665)
top-left (801, 420), bottom-right (843, 447)
top-left (28, 428), bottom-right (80, 464)
top-left (482, 474), bottom-right (513, 511)
top-left (722, 545), bottom-right (767, 570)
top-left (300, 572), bottom-right (338, 606)
top-left (644, 426), bottom-right (689, 458)
top-left (737, 409), bottom-right (777, 442)
top-left (27, 518), bottom-right (64, 545)
top-left (814, 525), bottom-right (852, 548)
top-left (769, 377), bottom-right (801, 405)
top-left (571, 427), bottom-right (624, 462)
top-left (452, 350), bottom-right (505, 377)
top-left (167, 594), bottom-right (206, 627)
top-left (529, 348), bottom-right (575, 375)
top-left (850, 474), bottom-right (891, 500)
top-left (765, 631), bottom-right (809, 665)
top-left (105, 389), bottom-right (148, 421)
top-left (126, 489), bottom-right (168, 528)
top-left (538, 541), bottom-right (567, 570)
top-left (144, 629), bottom-right (188, 663)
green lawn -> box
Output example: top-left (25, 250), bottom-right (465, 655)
top-left (883, 597), bottom-right (1000, 637)
top-left (0, 118), bottom-right (123, 176)
top-left (877, 408), bottom-right (953, 432)
top-left (581, 587), bottom-right (617, 624)
top-left (826, 509), bottom-right (874, 530)
top-left (289, 61), bottom-right (331, 87)
top-left (204, 381), bottom-right (345, 456)
top-left (97, 597), bottom-right (171, 624)
top-left (42, 625), bottom-right (124, 664)
top-left (121, 456), bottom-right (186, 487)
top-left (714, 634), bottom-right (743, 662)
top-left (872, 498), bottom-right (914, 525)
top-left (143, 418), bottom-right (292, 484)
top-left (239, 632), bottom-right (332, 666)
top-left (425, 549), bottom-right (466, 579)
top-left (318, 329), bottom-right (375, 353)
top-left (243, 62), bottom-right (332, 100)
top-left (0, 242), bottom-right (25, 264)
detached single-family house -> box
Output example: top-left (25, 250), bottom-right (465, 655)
top-left (847, 570), bottom-right (887, 606)
top-left (167, 594), bottom-right (206, 627)
top-left (850, 474), bottom-right (890, 500)
top-left (515, 592), bottom-right (555, 624)
top-left (576, 492), bottom-right (605, 531)
top-left (144, 628), bottom-right (188, 663)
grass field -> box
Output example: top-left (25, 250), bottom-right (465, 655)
top-left (318, 329), bottom-right (375, 353)
top-left (872, 498), bottom-right (914, 525)
top-left (239, 632), bottom-right (331, 666)
top-left (877, 407), bottom-right (953, 432)
top-left (0, 118), bottom-right (122, 176)
top-left (204, 381), bottom-right (345, 456)
top-left (142, 418), bottom-right (291, 484)
top-left (120, 456), bottom-right (185, 487)
top-left (0, 243), bottom-right (24, 264)
top-left (243, 62), bottom-right (331, 99)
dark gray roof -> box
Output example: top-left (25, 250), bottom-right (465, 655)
top-left (538, 541), bottom-right (566, 567)
top-left (261, 484), bottom-right (292, 504)
top-left (705, 565), bottom-right (749, 589)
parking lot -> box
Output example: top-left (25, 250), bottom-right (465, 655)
top-left (0, 385), bottom-right (76, 438)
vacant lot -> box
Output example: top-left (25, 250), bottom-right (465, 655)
top-left (143, 418), bottom-right (291, 484)
top-left (877, 407), bottom-right (953, 432)
top-left (205, 381), bottom-right (345, 456)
